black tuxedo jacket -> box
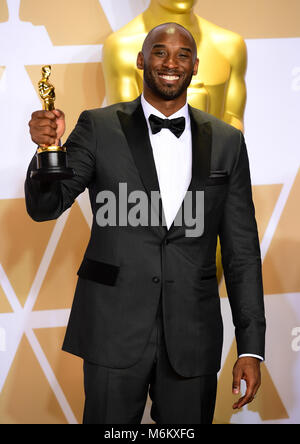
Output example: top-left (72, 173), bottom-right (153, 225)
top-left (25, 96), bottom-right (265, 377)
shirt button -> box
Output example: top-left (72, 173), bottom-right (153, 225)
top-left (152, 277), bottom-right (160, 284)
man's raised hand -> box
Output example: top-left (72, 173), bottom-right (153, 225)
top-left (29, 109), bottom-right (65, 147)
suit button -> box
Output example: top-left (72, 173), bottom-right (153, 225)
top-left (152, 276), bottom-right (160, 284)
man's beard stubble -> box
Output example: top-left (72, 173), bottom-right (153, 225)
top-left (143, 65), bottom-right (193, 101)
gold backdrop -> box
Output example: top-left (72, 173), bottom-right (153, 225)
top-left (0, 0), bottom-right (299, 424)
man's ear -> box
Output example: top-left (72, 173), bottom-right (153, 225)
top-left (193, 58), bottom-right (199, 76)
top-left (136, 51), bottom-right (144, 70)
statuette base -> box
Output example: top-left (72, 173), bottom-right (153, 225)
top-left (31, 149), bottom-right (74, 181)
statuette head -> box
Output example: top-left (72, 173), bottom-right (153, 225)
top-left (157, 0), bottom-right (197, 13)
top-left (42, 65), bottom-right (51, 79)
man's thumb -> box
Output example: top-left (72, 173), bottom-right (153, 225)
top-left (232, 369), bottom-right (242, 394)
top-left (53, 109), bottom-right (64, 119)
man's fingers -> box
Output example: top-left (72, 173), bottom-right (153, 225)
top-left (232, 366), bottom-right (242, 395)
top-left (31, 123), bottom-right (57, 138)
top-left (232, 382), bottom-right (259, 409)
top-left (30, 119), bottom-right (57, 131)
top-left (29, 109), bottom-right (65, 146)
top-left (52, 109), bottom-right (65, 119)
top-left (232, 383), bottom-right (240, 395)
top-left (232, 392), bottom-right (255, 409)
top-left (31, 110), bottom-right (57, 120)
top-left (231, 357), bottom-right (261, 410)
top-left (34, 135), bottom-right (57, 146)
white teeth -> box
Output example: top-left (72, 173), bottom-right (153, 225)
top-left (159, 75), bottom-right (179, 80)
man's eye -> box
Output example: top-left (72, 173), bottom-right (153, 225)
top-left (155, 51), bottom-right (166, 56)
top-left (179, 53), bottom-right (189, 58)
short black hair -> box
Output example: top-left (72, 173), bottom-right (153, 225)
top-left (142, 22), bottom-right (197, 61)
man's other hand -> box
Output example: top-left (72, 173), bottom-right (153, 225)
top-left (232, 356), bottom-right (261, 409)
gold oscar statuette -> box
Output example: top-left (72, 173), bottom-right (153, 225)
top-left (30, 65), bottom-right (74, 181)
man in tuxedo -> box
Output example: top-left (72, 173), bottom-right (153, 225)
top-left (26, 23), bottom-right (266, 424)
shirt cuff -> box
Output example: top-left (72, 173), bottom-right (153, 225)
top-left (239, 353), bottom-right (264, 361)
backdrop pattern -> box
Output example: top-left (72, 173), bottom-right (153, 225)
top-left (0, 0), bottom-right (299, 424)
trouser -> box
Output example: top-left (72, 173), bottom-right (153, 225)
top-left (82, 304), bottom-right (217, 424)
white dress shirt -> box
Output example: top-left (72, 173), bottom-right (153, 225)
top-left (140, 94), bottom-right (263, 363)
top-left (141, 94), bottom-right (192, 230)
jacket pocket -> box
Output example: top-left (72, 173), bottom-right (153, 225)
top-left (206, 172), bottom-right (229, 186)
top-left (77, 257), bottom-right (120, 286)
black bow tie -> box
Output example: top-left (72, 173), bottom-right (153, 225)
top-left (148, 114), bottom-right (186, 138)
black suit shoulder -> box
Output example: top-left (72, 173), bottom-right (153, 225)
top-left (188, 105), bottom-right (243, 168)
top-left (189, 105), bottom-right (241, 138)
top-left (83, 97), bottom-right (140, 122)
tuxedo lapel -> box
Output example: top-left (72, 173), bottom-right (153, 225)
top-left (117, 98), bottom-right (167, 235)
top-left (188, 106), bottom-right (212, 191)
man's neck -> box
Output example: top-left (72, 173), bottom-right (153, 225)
top-left (142, 89), bottom-right (188, 117)
top-left (144, 1), bottom-right (198, 32)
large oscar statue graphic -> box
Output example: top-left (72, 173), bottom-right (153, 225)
top-left (103, 0), bottom-right (247, 132)
top-left (31, 65), bottom-right (74, 181)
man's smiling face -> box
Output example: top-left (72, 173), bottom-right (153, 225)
top-left (137, 24), bottom-right (199, 101)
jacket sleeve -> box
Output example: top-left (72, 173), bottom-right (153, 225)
top-left (25, 110), bottom-right (96, 222)
top-left (219, 132), bottom-right (266, 359)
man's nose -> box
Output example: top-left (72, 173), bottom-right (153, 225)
top-left (162, 54), bottom-right (178, 69)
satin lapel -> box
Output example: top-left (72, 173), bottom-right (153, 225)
top-left (188, 107), bottom-right (212, 191)
top-left (168, 107), bottom-right (212, 239)
top-left (117, 98), bottom-right (167, 236)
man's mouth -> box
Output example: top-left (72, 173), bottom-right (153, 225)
top-left (158, 74), bottom-right (180, 81)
